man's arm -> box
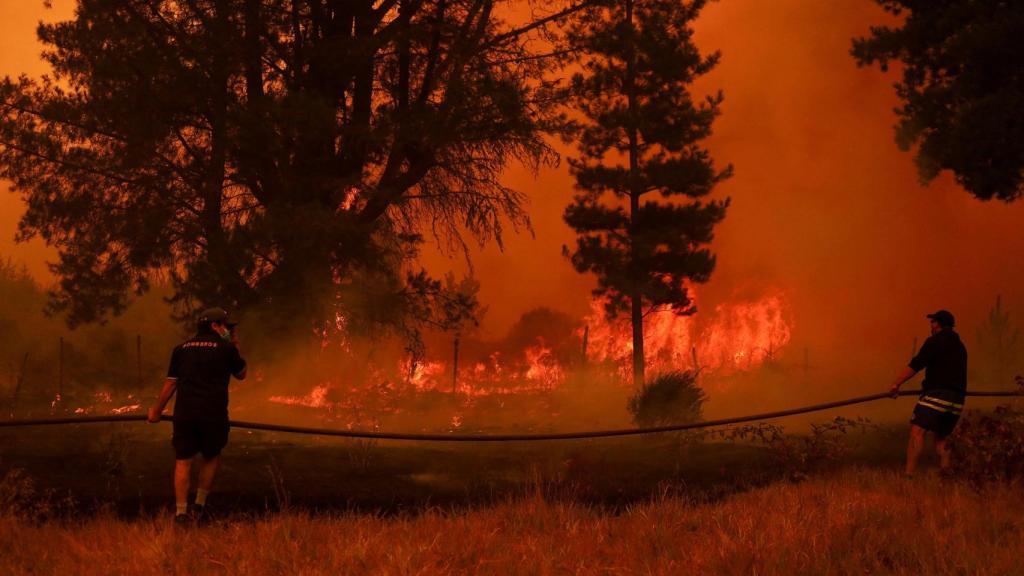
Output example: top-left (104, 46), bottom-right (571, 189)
top-left (889, 366), bottom-right (918, 397)
top-left (892, 336), bottom-right (933, 397)
top-left (148, 378), bottom-right (177, 423)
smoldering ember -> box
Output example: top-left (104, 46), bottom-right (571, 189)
top-left (0, 1), bottom-right (1023, 575)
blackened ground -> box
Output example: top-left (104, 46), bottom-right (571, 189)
top-left (0, 418), bottom-right (920, 519)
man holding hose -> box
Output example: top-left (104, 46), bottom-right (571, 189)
top-left (148, 307), bottom-right (247, 524)
top-left (890, 310), bottom-right (967, 476)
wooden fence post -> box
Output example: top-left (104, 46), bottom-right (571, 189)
top-left (58, 336), bottom-right (64, 401)
top-left (10, 352), bottom-right (28, 417)
top-left (581, 325), bottom-right (589, 364)
top-left (137, 334), bottom-right (143, 390)
top-left (452, 336), bottom-right (460, 394)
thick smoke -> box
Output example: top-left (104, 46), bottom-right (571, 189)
top-left (421, 0), bottom-right (1024, 391)
top-left (2, 1), bottom-right (1023, 429)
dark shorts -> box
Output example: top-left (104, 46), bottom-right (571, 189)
top-left (172, 419), bottom-right (230, 460)
top-left (911, 393), bottom-right (964, 438)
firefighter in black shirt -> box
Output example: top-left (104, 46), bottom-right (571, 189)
top-left (148, 308), bottom-right (247, 523)
top-left (889, 310), bottom-right (967, 476)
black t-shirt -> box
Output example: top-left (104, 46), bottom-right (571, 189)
top-left (909, 329), bottom-right (968, 395)
top-left (167, 332), bottom-right (246, 421)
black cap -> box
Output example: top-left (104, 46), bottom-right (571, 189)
top-left (198, 307), bottom-right (237, 327)
top-left (926, 310), bottom-right (955, 328)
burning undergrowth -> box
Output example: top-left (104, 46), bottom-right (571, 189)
top-left (246, 288), bottom-right (793, 433)
top-left (27, 286), bottom-right (794, 434)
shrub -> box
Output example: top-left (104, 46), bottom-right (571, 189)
top-left (0, 468), bottom-right (75, 521)
top-left (627, 370), bottom-right (706, 427)
top-left (717, 417), bottom-right (873, 481)
top-left (950, 405), bottom-right (1024, 485)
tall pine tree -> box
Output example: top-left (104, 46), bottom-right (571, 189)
top-left (563, 0), bottom-right (730, 386)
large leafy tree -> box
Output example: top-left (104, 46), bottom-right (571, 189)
top-left (852, 0), bottom-right (1024, 201)
top-left (0, 0), bottom-right (586, 342)
top-left (563, 0), bottom-right (730, 386)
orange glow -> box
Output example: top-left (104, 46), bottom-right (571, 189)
top-left (265, 286), bottom-right (791, 424)
top-left (269, 383), bottom-right (333, 410)
top-left (699, 293), bottom-right (791, 372)
top-left (582, 290), bottom-right (792, 379)
top-left (406, 360), bottom-right (447, 392)
top-left (65, 392), bottom-right (141, 415)
top-left (397, 347), bottom-right (563, 396)
top-left (523, 341), bottom-right (564, 389)
top-left (6, 0), bottom-right (1024, 415)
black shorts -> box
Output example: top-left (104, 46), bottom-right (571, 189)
top-left (911, 393), bottom-right (964, 438)
top-left (173, 419), bottom-right (230, 460)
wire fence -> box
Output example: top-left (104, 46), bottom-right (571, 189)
top-left (0, 389), bottom-right (1018, 442)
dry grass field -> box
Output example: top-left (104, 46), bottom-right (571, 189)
top-left (1, 467), bottom-right (1022, 576)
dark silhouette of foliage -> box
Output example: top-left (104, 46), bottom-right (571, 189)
top-left (852, 0), bottom-right (1024, 201)
top-left (975, 295), bottom-right (1021, 389)
top-left (0, 0), bottom-right (591, 341)
top-left (627, 370), bottom-right (705, 427)
top-left (950, 405), bottom-right (1024, 485)
top-left (503, 307), bottom-right (576, 354)
top-left (562, 0), bottom-right (730, 385)
top-left (716, 417), bottom-right (873, 481)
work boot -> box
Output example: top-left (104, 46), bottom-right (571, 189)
top-left (173, 513), bottom-right (192, 528)
top-left (191, 503), bottom-right (207, 525)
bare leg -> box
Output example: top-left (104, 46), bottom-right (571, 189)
top-left (197, 455), bottom-right (221, 492)
top-left (174, 459), bottom-right (192, 512)
top-left (905, 425), bottom-right (926, 476)
top-left (935, 435), bottom-right (951, 471)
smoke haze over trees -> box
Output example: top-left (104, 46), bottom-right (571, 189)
top-left (0, 0), bottom-right (597, 348)
top-left (974, 295), bottom-right (1021, 390)
top-left (1, 1), bottom-right (1024, 380)
top-left (0, 257), bottom-right (180, 410)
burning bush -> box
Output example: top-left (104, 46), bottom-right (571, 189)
top-left (627, 371), bottom-right (706, 427)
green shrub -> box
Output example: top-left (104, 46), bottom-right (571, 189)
top-left (627, 370), bottom-right (706, 427)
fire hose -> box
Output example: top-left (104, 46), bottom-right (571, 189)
top-left (0, 389), bottom-right (1018, 442)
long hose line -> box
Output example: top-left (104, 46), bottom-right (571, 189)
top-left (0, 389), bottom-right (1018, 442)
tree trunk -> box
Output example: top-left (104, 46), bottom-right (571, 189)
top-left (625, 0), bottom-right (644, 388)
top-left (452, 335), bottom-right (460, 394)
top-left (203, 0), bottom-right (232, 308)
top-left (631, 291), bottom-right (644, 387)
top-left (581, 324), bottom-right (589, 365)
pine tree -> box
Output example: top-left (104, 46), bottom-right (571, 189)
top-left (563, 0), bottom-right (730, 386)
top-left (976, 295), bottom-right (1022, 388)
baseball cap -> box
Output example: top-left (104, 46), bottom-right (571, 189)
top-left (926, 310), bottom-right (955, 328)
top-left (198, 307), bottom-right (238, 327)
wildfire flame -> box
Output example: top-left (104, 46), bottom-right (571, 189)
top-left (64, 392), bottom-right (141, 415)
top-left (267, 288), bottom-right (792, 421)
top-left (523, 342), bottom-right (563, 388)
top-left (269, 383), bottom-right (333, 410)
top-left (583, 290), bottom-right (792, 377)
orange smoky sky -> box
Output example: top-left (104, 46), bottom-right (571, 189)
top-left (423, 0), bottom-right (1024, 368)
top-left (3, 1), bottom-right (1024, 369)
top-left (0, 0), bottom-right (74, 279)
